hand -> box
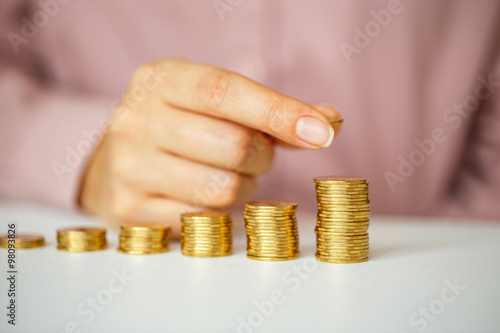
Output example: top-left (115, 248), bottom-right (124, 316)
top-left (79, 59), bottom-right (342, 237)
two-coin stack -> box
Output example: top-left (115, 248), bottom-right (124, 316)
top-left (118, 222), bottom-right (171, 254)
top-left (181, 211), bottom-right (232, 257)
top-left (57, 227), bottom-right (107, 252)
top-left (314, 176), bottom-right (370, 263)
top-left (0, 234), bottom-right (45, 249)
top-left (244, 200), bottom-right (300, 261)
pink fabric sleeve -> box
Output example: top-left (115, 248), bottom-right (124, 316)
top-left (439, 58), bottom-right (500, 219)
top-left (0, 1), bottom-right (112, 210)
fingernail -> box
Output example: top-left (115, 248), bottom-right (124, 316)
top-left (296, 116), bottom-right (334, 148)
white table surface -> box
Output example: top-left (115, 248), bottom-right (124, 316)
top-left (0, 203), bottom-right (499, 333)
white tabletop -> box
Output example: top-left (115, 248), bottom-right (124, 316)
top-left (0, 203), bottom-right (499, 333)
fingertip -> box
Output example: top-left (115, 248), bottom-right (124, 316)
top-left (311, 103), bottom-right (343, 139)
top-left (312, 103), bottom-right (342, 122)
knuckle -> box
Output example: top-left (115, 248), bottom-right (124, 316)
top-left (130, 64), bottom-right (150, 84)
top-left (110, 109), bottom-right (144, 139)
top-left (198, 70), bottom-right (234, 111)
top-left (261, 94), bottom-right (286, 133)
top-left (230, 129), bottom-right (254, 169)
top-left (110, 151), bottom-right (140, 180)
top-left (215, 172), bottom-right (241, 207)
top-left (110, 192), bottom-right (137, 220)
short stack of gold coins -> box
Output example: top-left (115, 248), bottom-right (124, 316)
top-left (314, 176), bottom-right (370, 263)
top-left (118, 222), bottom-right (171, 254)
top-left (244, 200), bottom-right (300, 261)
top-left (181, 211), bottom-right (232, 257)
top-left (57, 227), bottom-right (107, 252)
top-left (0, 234), bottom-right (45, 249)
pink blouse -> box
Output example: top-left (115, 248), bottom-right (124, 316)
top-left (1, 0), bottom-right (499, 219)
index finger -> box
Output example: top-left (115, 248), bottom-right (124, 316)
top-left (151, 59), bottom-right (335, 149)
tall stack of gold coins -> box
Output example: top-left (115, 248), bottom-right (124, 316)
top-left (0, 234), bottom-right (45, 249)
top-left (118, 222), bottom-right (171, 255)
top-left (181, 211), bottom-right (232, 257)
top-left (244, 200), bottom-right (300, 261)
top-left (57, 227), bottom-right (107, 252)
top-left (314, 176), bottom-right (370, 263)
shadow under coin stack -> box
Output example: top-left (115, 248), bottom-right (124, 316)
top-left (314, 176), bottom-right (370, 263)
top-left (181, 211), bottom-right (232, 257)
top-left (57, 227), bottom-right (107, 252)
top-left (118, 222), bottom-right (171, 254)
top-left (0, 234), bottom-right (45, 249)
top-left (244, 200), bottom-right (300, 261)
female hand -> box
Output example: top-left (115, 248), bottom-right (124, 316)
top-left (79, 59), bottom-right (342, 236)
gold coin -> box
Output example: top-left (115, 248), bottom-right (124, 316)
top-left (315, 224), bottom-right (370, 230)
top-left (58, 227), bottom-right (106, 235)
top-left (244, 200), bottom-right (299, 260)
top-left (249, 248), bottom-right (299, 253)
top-left (314, 175), bottom-right (371, 264)
top-left (317, 235), bottom-right (368, 240)
top-left (330, 119), bottom-right (344, 125)
top-left (247, 255), bottom-right (299, 261)
top-left (248, 241), bottom-right (299, 247)
top-left (119, 222), bottom-right (171, 255)
top-left (316, 232), bottom-right (368, 237)
top-left (314, 175), bottom-right (366, 182)
top-left (181, 210), bottom-right (233, 258)
top-left (315, 256), bottom-right (368, 264)
top-left (317, 190), bottom-right (367, 195)
top-left (317, 198), bottom-right (368, 202)
top-left (246, 200), bottom-right (298, 207)
top-left (0, 234), bottom-right (45, 249)
top-left (181, 210), bottom-right (230, 218)
top-left (316, 235), bottom-right (369, 242)
top-left (316, 253), bottom-right (369, 260)
top-left (316, 244), bottom-right (369, 251)
top-left (246, 226), bottom-right (299, 232)
top-left (182, 249), bottom-right (232, 254)
top-left (121, 221), bottom-right (170, 229)
top-left (57, 227), bottom-right (107, 252)
top-left (118, 247), bottom-right (168, 255)
top-left (317, 218), bottom-right (370, 224)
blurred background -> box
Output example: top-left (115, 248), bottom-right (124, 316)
top-left (1, 0), bottom-right (499, 219)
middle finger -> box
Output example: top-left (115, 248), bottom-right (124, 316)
top-left (150, 107), bottom-right (274, 174)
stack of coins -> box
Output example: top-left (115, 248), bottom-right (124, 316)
top-left (314, 176), bottom-right (370, 263)
top-left (244, 200), bottom-right (300, 261)
top-left (118, 222), bottom-right (171, 255)
top-left (0, 234), bottom-right (45, 249)
top-left (181, 211), bottom-right (232, 257)
top-left (57, 227), bottom-right (107, 252)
